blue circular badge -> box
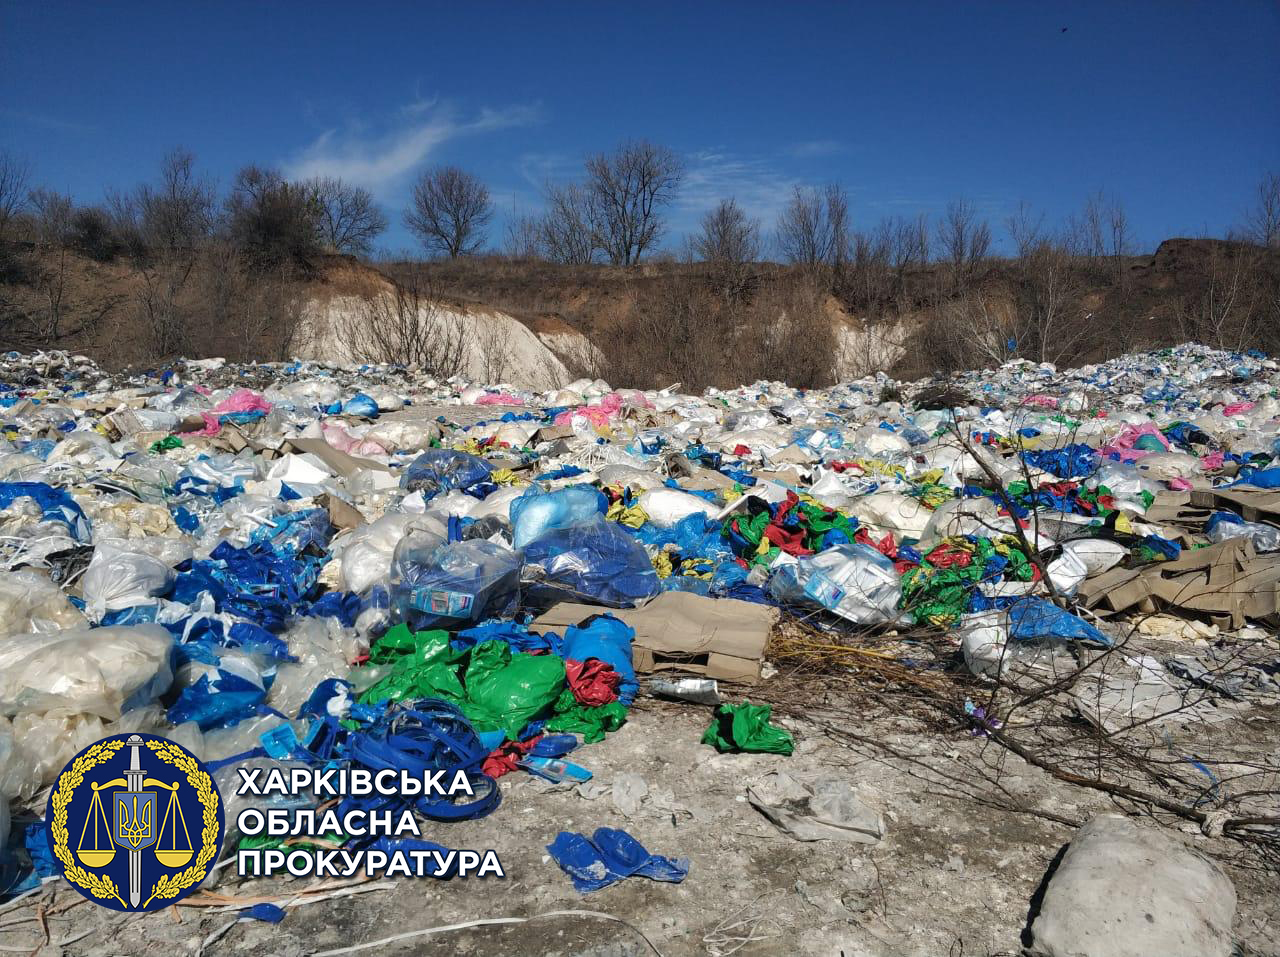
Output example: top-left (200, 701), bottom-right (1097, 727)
top-left (45, 734), bottom-right (223, 911)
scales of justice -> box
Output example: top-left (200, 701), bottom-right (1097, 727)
top-left (74, 735), bottom-right (194, 907)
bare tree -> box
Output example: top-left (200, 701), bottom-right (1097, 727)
top-left (0, 152), bottom-right (30, 242)
top-left (583, 140), bottom-right (683, 266)
top-left (1012, 236), bottom-right (1086, 364)
top-left (775, 184), bottom-right (850, 271)
top-left (1005, 200), bottom-right (1046, 258)
top-left (339, 269), bottom-right (467, 375)
top-left (938, 198), bottom-right (991, 294)
top-left (305, 177), bottom-right (387, 256)
top-left (776, 186), bottom-right (829, 268)
top-left (27, 189), bottom-right (74, 246)
top-left (693, 198), bottom-right (760, 302)
top-left (848, 221), bottom-right (891, 307)
top-left (1107, 196), bottom-right (1132, 287)
top-left (404, 166), bottom-right (492, 259)
top-left (825, 184), bottom-right (851, 270)
top-left (225, 165), bottom-right (321, 269)
top-left (136, 149), bottom-right (215, 255)
top-left (1173, 243), bottom-right (1263, 351)
top-left (503, 208), bottom-right (544, 260)
top-left (539, 182), bottom-right (595, 264)
top-left (1243, 172), bottom-right (1280, 249)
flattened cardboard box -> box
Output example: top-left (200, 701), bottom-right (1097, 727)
top-left (1079, 537), bottom-right (1280, 627)
top-left (533, 591), bottom-right (777, 683)
top-left (284, 437), bottom-right (390, 477)
top-left (1190, 487), bottom-right (1280, 525)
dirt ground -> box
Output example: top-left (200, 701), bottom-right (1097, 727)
top-left (7, 688), bottom-right (1278, 957)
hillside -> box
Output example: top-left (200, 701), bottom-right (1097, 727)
top-left (2, 239), bottom-right (1277, 389)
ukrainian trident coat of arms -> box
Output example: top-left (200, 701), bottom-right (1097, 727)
top-left (47, 734), bottom-right (223, 911)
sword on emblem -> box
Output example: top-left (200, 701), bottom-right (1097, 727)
top-left (124, 734), bottom-right (144, 908)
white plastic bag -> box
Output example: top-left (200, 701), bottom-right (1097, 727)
top-left (80, 542), bottom-right (176, 620)
top-left (337, 514), bottom-right (446, 594)
top-left (768, 543), bottom-right (902, 625)
top-left (0, 569), bottom-right (86, 637)
top-left (638, 488), bottom-right (720, 528)
top-left (0, 624), bottom-right (173, 719)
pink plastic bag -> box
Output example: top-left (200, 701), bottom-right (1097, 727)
top-left (1222, 401), bottom-right (1255, 417)
top-left (1100, 423), bottom-right (1169, 463)
top-left (476, 393), bottom-right (525, 406)
top-left (321, 422), bottom-right (389, 458)
top-left (178, 412), bottom-right (221, 437)
top-left (214, 389), bottom-right (273, 415)
top-left (1021, 394), bottom-right (1059, 409)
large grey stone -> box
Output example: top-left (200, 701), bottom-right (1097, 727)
top-left (1027, 814), bottom-right (1236, 957)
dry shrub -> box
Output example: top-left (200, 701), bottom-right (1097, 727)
top-left (603, 270), bottom-right (837, 391)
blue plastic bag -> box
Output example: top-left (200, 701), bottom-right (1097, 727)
top-left (1007, 597), bottom-right (1112, 648)
top-left (522, 518), bottom-right (661, 608)
top-left (509, 484), bottom-right (606, 548)
top-left (546, 828), bottom-right (688, 893)
top-left (342, 393), bottom-right (380, 418)
top-left (390, 540), bottom-right (521, 630)
top-left (400, 449), bottom-right (493, 498)
top-left (561, 614), bottom-right (638, 705)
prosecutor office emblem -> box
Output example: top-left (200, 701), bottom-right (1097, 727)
top-left (46, 734), bottom-right (223, 911)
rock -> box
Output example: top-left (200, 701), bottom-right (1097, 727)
top-left (1027, 814), bottom-right (1236, 957)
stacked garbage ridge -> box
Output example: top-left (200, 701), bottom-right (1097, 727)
top-left (1, 344), bottom-right (1277, 954)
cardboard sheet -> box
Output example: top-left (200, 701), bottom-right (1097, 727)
top-left (534, 591), bottom-right (777, 683)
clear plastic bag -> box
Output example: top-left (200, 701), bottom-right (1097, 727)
top-left (637, 488), bottom-right (719, 528)
top-left (510, 484), bottom-right (604, 548)
top-left (0, 569), bottom-right (86, 637)
top-left (1205, 512), bottom-right (1280, 552)
top-left (768, 543), bottom-right (902, 625)
top-left (390, 539), bottom-right (521, 630)
top-left (337, 514), bottom-right (446, 595)
top-left (80, 541), bottom-right (176, 620)
top-left (0, 624), bottom-right (173, 720)
top-left (400, 448), bottom-right (492, 497)
top-left (521, 517), bottom-right (661, 608)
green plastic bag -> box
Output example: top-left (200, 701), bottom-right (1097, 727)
top-left (360, 625), bottom-right (467, 705)
top-left (462, 640), bottom-right (566, 737)
top-left (701, 701), bottom-right (794, 755)
top-left (545, 690), bottom-right (627, 743)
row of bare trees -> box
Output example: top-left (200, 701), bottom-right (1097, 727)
top-left (0, 148), bottom-right (391, 360)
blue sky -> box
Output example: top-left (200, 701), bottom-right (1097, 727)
top-left (3, 1), bottom-right (1277, 256)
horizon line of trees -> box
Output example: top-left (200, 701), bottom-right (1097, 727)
top-left (3, 144), bottom-right (1276, 276)
top-left (1, 141), bottom-right (1277, 380)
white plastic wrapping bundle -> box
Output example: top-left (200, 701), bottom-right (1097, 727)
top-left (0, 624), bottom-right (173, 720)
top-left (1134, 451), bottom-right (1202, 480)
top-left (337, 513), bottom-right (446, 594)
top-left (594, 464), bottom-right (665, 492)
top-left (79, 541), bottom-right (176, 621)
top-left (1045, 548), bottom-right (1089, 597)
top-left (1059, 538), bottom-right (1127, 576)
top-left (959, 611), bottom-right (1010, 678)
top-left (366, 418), bottom-right (440, 451)
top-left (846, 491), bottom-right (932, 541)
top-left (267, 619), bottom-right (362, 719)
top-left (0, 569), bottom-right (86, 637)
top-left (1089, 461), bottom-right (1161, 513)
top-left (638, 488), bottom-right (720, 528)
top-left (853, 424), bottom-right (911, 457)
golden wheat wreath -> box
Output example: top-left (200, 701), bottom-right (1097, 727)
top-left (49, 737), bottom-right (221, 909)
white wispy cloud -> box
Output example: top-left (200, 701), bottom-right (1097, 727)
top-left (283, 100), bottom-right (542, 193)
top-left (785, 139), bottom-right (848, 159)
top-left (674, 149), bottom-right (804, 233)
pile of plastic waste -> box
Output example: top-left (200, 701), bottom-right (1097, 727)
top-left (2, 342), bottom-right (1279, 898)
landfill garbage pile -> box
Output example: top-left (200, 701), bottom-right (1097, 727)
top-left (0, 344), bottom-right (1277, 949)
